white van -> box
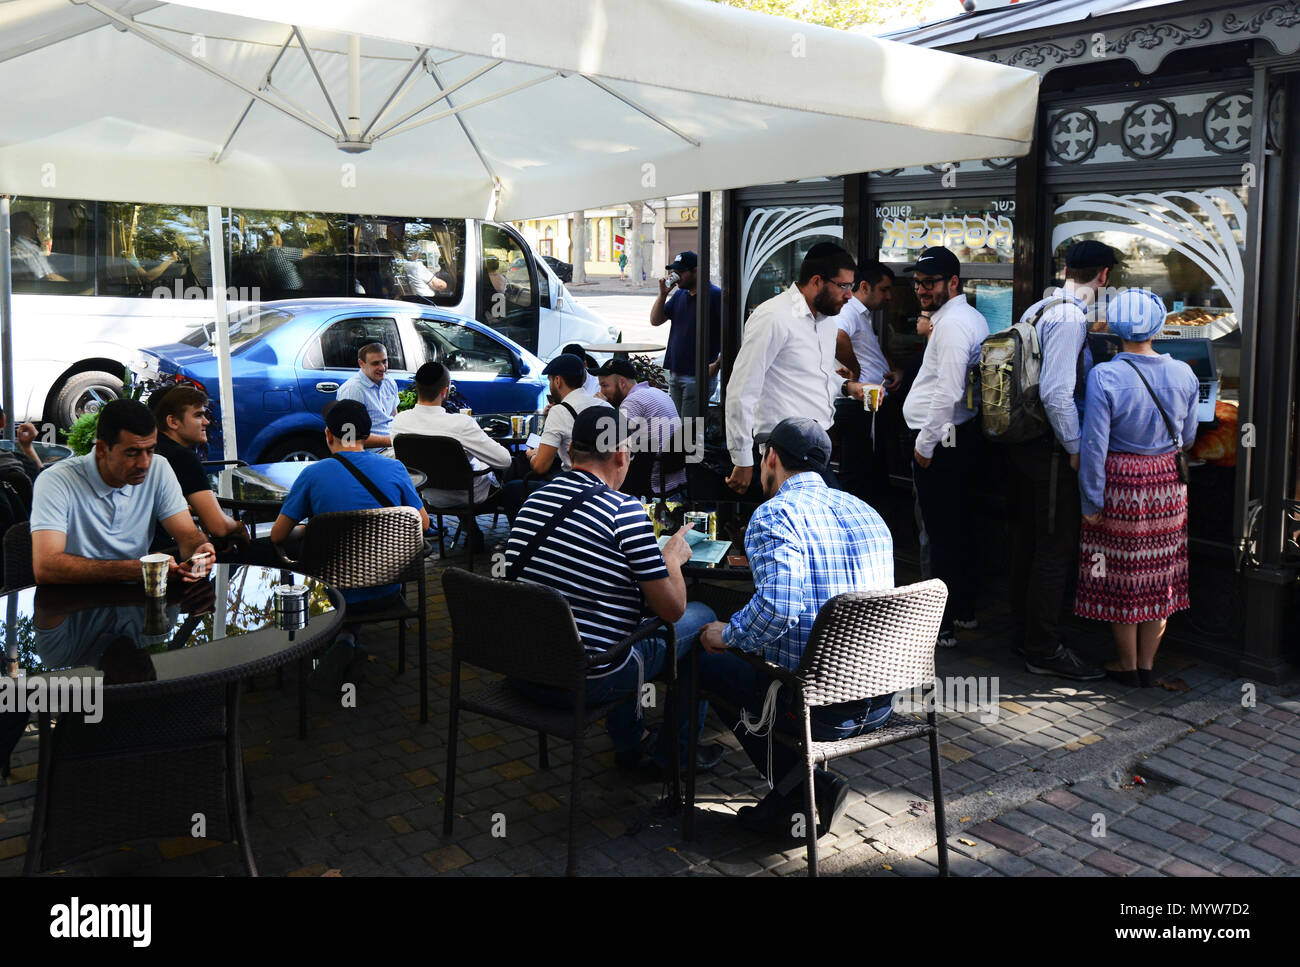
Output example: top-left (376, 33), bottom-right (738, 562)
top-left (6, 198), bottom-right (616, 426)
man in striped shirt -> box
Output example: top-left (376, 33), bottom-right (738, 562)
top-left (671, 418), bottom-right (895, 836)
top-left (505, 405), bottom-right (722, 772)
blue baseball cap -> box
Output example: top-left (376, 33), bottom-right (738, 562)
top-left (541, 353), bottom-right (586, 386)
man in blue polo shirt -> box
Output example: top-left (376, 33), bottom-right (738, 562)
top-left (30, 398), bottom-right (215, 584)
top-left (336, 341), bottom-right (400, 451)
top-left (649, 251), bottom-right (721, 417)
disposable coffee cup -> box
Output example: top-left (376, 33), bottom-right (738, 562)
top-left (140, 553), bottom-right (170, 597)
top-left (863, 383), bottom-right (884, 412)
top-left (511, 415), bottom-right (528, 437)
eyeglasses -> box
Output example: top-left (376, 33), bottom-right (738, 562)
top-left (824, 280), bottom-right (854, 293)
top-left (912, 276), bottom-right (951, 291)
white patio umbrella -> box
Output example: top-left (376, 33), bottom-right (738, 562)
top-left (0, 0), bottom-right (1038, 457)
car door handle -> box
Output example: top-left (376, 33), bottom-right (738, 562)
top-left (315, 381), bottom-right (340, 393)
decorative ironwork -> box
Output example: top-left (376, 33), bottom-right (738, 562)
top-left (1112, 18), bottom-right (1214, 52)
top-left (1202, 92), bottom-right (1253, 153)
top-left (874, 168), bottom-right (903, 177)
top-left (1268, 86), bottom-right (1286, 151)
top-left (739, 205), bottom-right (843, 312)
top-left (1045, 108), bottom-right (1099, 164)
top-left (1223, 2), bottom-right (1300, 34)
top-left (989, 39), bottom-right (1087, 68)
top-left (982, 157), bottom-right (1018, 169)
top-left (1120, 99), bottom-right (1177, 160)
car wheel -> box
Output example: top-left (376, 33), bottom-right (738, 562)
top-left (262, 433), bottom-right (329, 463)
top-left (54, 370), bottom-right (125, 427)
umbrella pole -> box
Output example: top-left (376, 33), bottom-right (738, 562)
top-left (0, 195), bottom-right (13, 442)
top-left (207, 206), bottom-right (238, 462)
top-left (694, 192), bottom-right (711, 423)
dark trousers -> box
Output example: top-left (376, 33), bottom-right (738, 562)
top-left (832, 398), bottom-right (889, 509)
top-left (1006, 441), bottom-right (1081, 658)
top-left (911, 420), bottom-right (980, 632)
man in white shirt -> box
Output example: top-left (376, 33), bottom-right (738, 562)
top-left (834, 260), bottom-right (904, 506)
top-left (902, 246), bottom-right (989, 647)
top-left (724, 242), bottom-right (868, 496)
top-left (392, 361), bottom-right (511, 550)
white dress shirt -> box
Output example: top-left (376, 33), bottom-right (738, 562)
top-left (391, 404), bottom-right (511, 505)
top-left (837, 296), bottom-right (891, 385)
top-left (725, 284), bottom-right (841, 467)
top-left (903, 294), bottom-right (989, 459)
top-left (539, 388), bottom-right (599, 470)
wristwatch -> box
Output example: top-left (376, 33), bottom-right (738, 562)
top-left (840, 379), bottom-right (851, 398)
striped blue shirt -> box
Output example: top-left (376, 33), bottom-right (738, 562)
top-left (505, 470), bottom-right (669, 675)
top-left (723, 473), bottom-right (894, 670)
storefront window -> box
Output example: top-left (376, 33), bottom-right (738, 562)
top-left (8, 196), bottom-right (94, 295)
top-left (876, 197), bottom-right (1016, 266)
top-left (1050, 186), bottom-right (1246, 403)
top-left (739, 204), bottom-right (843, 320)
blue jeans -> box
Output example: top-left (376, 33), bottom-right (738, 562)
top-left (660, 647), bottom-right (894, 795)
top-left (511, 601), bottom-right (716, 752)
top-left (667, 371), bottom-right (719, 419)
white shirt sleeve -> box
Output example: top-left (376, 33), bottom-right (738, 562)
top-left (915, 324), bottom-right (970, 459)
top-left (458, 416), bottom-right (512, 470)
top-left (724, 308), bottom-right (784, 467)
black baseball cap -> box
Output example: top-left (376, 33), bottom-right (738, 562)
top-left (765, 417), bottom-right (831, 471)
top-left (570, 405), bottom-right (627, 454)
top-left (595, 358), bottom-right (637, 380)
top-left (541, 353), bottom-right (586, 385)
top-left (322, 399), bottom-right (371, 440)
top-left (906, 246), bottom-right (961, 277)
top-left (666, 251), bottom-right (698, 271)
top-left (1066, 240), bottom-right (1118, 268)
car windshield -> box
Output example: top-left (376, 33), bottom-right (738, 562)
top-left (179, 306), bottom-right (297, 351)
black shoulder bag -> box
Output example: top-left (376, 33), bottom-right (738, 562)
top-left (505, 480), bottom-right (607, 581)
top-left (1122, 359), bottom-right (1190, 485)
top-left (330, 452), bottom-right (398, 507)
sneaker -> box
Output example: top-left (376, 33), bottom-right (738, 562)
top-left (1024, 646), bottom-right (1105, 681)
top-left (953, 616), bottom-right (979, 630)
top-left (936, 631), bottom-right (959, 649)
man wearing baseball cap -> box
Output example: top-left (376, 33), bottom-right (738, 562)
top-left (663, 417), bottom-right (895, 836)
top-left (597, 358), bottom-right (686, 497)
top-left (1004, 240), bottom-right (1116, 681)
top-left (902, 245), bottom-right (989, 648)
top-left (650, 251), bottom-right (721, 418)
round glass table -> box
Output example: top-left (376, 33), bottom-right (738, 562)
top-left (2, 564), bottom-right (344, 876)
top-left (210, 461), bottom-right (427, 517)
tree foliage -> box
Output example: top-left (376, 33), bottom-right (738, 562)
top-left (708, 0), bottom-right (933, 30)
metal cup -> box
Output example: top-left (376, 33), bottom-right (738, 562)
top-left (863, 383), bottom-right (884, 412)
top-left (140, 553), bottom-right (170, 597)
top-left (273, 584), bottom-right (310, 631)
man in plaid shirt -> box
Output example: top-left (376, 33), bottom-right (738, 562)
top-left (662, 418), bottom-right (895, 837)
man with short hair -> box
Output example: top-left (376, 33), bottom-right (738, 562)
top-left (30, 399), bottom-right (215, 585)
top-left (528, 353), bottom-right (600, 476)
top-left (336, 342), bottom-right (400, 450)
top-left (724, 242), bottom-right (863, 496)
top-left (391, 361), bottom-right (511, 551)
top-left (597, 358), bottom-right (685, 498)
top-left (1006, 241), bottom-right (1115, 681)
top-left (149, 385), bottom-right (248, 547)
top-left (650, 251), bottom-right (722, 418)
top-left (667, 418), bottom-right (895, 835)
top-left (903, 246), bottom-right (989, 648)
top-left (834, 260), bottom-right (903, 506)
top-left (505, 405), bottom-right (721, 773)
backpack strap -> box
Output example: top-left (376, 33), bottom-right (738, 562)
top-left (505, 479), bottom-right (608, 581)
top-left (329, 452), bottom-right (397, 508)
top-left (558, 400), bottom-right (578, 421)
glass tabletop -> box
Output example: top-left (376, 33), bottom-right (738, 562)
top-left (645, 501), bottom-right (755, 577)
top-left (0, 439), bottom-right (73, 463)
top-left (1, 564), bottom-right (337, 687)
top-left (210, 461), bottom-right (427, 506)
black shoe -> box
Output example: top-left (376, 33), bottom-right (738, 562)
top-left (1138, 668), bottom-right (1156, 688)
top-left (1024, 646), bottom-right (1105, 681)
top-left (737, 789), bottom-right (794, 837)
top-left (465, 529), bottom-right (487, 553)
top-left (1104, 665), bottom-right (1141, 687)
top-left (815, 773), bottom-right (851, 837)
top-left (616, 726), bottom-right (659, 770)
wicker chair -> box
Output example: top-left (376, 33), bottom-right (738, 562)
top-left (621, 427), bottom-right (688, 501)
top-left (441, 567), bottom-right (681, 876)
top-left (2, 522), bottom-right (33, 592)
top-left (684, 578), bottom-right (951, 877)
top-left (275, 507), bottom-right (434, 730)
top-left (394, 434), bottom-right (499, 572)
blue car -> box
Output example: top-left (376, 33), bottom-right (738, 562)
top-left (132, 298), bottom-right (548, 462)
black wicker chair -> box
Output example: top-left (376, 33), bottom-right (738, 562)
top-left (441, 567), bottom-right (681, 876)
top-left (684, 578), bottom-right (951, 878)
top-left (275, 507), bottom-right (434, 730)
top-left (395, 434), bottom-right (499, 572)
top-left (621, 426), bottom-right (688, 502)
top-left (2, 522), bottom-right (33, 592)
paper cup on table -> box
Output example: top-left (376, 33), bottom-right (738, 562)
top-left (511, 415), bottom-right (528, 437)
top-left (140, 553), bottom-right (171, 597)
top-left (863, 383), bottom-right (884, 412)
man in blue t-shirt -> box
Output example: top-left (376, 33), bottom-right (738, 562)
top-left (271, 400), bottom-right (429, 621)
top-left (649, 251), bottom-right (721, 418)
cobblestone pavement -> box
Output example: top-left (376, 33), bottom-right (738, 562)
top-left (1, 528), bottom-right (1294, 877)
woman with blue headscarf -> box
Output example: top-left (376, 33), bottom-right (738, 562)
top-left (1074, 288), bottom-right (1200, 687)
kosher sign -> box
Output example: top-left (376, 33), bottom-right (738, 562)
top-left (878, 201), bottom-right (1015, 259)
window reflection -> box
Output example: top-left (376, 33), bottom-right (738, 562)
top-left (8, 197), bottom-right (93, 295)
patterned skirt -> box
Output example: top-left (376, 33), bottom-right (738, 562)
top-left (1073, 451), bottom-right (1190, 624)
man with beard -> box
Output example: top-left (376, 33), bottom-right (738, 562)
top-left (903, 246), bottom-right (989, 649)
top-left (724, 242), bottom-right (860, 497)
